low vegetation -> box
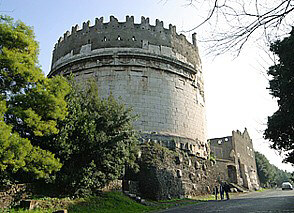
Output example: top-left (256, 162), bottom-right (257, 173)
top-left (6, 191), bottom-right (214, 213)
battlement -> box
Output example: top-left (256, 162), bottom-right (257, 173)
top-left (51, 16), bottom-right (200, 69)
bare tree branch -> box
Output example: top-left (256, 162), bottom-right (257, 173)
top-left (184, 0), bottom-right (294, 56)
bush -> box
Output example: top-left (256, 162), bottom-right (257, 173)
top-left (51, 79), bottom-right (139, 196)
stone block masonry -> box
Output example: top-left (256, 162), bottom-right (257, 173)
top-left (49, 16), bottom-right (208, 159)
top-left (0, 184), bottom-right (31, 209)
top-left (210, 129), bottom-right (260, 190)
top-left (125, 143), bottom-right (229, 200)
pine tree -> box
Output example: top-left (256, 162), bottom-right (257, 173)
top-left (264, 29), bottom-right (294, 164)
top-left (0, 16), bottom-right (70, 182)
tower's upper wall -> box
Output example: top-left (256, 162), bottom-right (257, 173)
top-left (52, 16), bottom-right (201, 69)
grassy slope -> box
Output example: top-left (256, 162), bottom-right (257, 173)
top-left (6, 192), bottom-right (215, 213)
top-left (68, 192), bottom-right (156, 213)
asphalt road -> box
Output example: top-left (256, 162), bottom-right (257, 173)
top-left (160, 189), bottom-right (294, 213)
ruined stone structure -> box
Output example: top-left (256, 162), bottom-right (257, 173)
top-left (48, 16), bottom-right (262, 199)
top-left (48, 16), bottom-right (208, 159)
top-left (209, 128), bottom-right (260, 190)
top-left (0, 184), bottom-right (31, 209)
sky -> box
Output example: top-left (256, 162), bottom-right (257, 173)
top-left (2, 0), bottom-right (293, 172)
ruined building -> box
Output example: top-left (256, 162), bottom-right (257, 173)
top-left (48, 16), bottom-right (210, 199)
top-left (48, 16), bottom-right (259, 199)
top-left (209, 128), bottom-right (260, 190)
top-left (48, 16), bottom-right (208, 158)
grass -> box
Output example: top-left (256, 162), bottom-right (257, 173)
top-left (68, 192), bottom-right (156, 213)
top-left (5, 192), bottom-right (216, 213)
top-left (256, 188), bottom-right (267, 192)
top-left (191, 194), bottom-right (215, 201)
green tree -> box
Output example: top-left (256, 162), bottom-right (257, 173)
top-left (264, 29), bottom-right (294, 165)
top-left (0, 16), bottom-right (70, 182)
top-left (271, 165), bottom-right (293, 187)
top-left (255, 151), bottom-right (293, 187)
top-left (255, 151), bottom-right (276, 187)
top-left (52, 80), bottom-right (139, 196)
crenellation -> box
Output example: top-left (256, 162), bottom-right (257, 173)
top-left (95, 17), bottom-right (104, 29)
top-left (82, 21), bottom-right (90, 32)
top-left (63, 31), bottom-right (70, 40)
top-left (179, 33), bottom-right (186, 40)
top-left (71, 25), bottom-right (77, 34)
top-left (109, 15), bottom-right (119, 25)
top-left (169, 24), bottom-right (177, 34)
top-left (192, 33), bottom-right (197, 47)
top-left (155, 19), bottom-right (164, 31)
top-left (125, 15), bottom-right (134, 25)
top-left (51, 16), bottom-right (200, 70)
top-left (58, 36), bottom-right (63, 45)
top-left (140, 16), bottom-right (150, 28)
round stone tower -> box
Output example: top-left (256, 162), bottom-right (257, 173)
top-left (49, 16), bottom-right (208, 159)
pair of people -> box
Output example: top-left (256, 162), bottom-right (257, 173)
top-left (214, 181), bottom-right (230, 200)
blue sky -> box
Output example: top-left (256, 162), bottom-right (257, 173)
top-left (2, 0), bottom-right (195, 73)
top-left (2, 0), bottom-right (293, 172)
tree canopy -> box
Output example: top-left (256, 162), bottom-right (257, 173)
top-left (255, 151), bottom-right (276, 187)
top-left (0, 16), bottom-right (70, 182)
top-left (50, 80), bottom-right (139, 196)
top-left (264, 29), bottom-right (294, 165)
top-left (255, 151), bottom-right (293, 187)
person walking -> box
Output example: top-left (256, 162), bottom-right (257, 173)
top-left (214, 185), bottom-right (219, 200)
top-left (223, 182), bottom-right (230, 200)
top-left (219, 182), bottom-right (224, 200)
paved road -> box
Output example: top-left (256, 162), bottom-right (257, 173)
top-left (160, 189), bottom-right (294, 213)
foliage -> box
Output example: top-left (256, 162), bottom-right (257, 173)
top-left (209, 152), bottom-right (216, 163)
top-left (139, 142), bottom-right (176, 167)
top-left (272, 166), bottom-right (293, 186)
top-left (255, 151), bottom-right (293, 187)
top-left (68, 192), bottom-right (154, 213)
top-left (8, 191), bottom-right (202, 213)
top-left (51, 79), bottom-right (139, 196)
top-left (0, 16), bottom-right (70, 182)
top-left (264, 29), bottom-right (294, 164)
top-left (255, 151), bottom-right (276, 187)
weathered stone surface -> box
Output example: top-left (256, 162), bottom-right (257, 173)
top-left (209, 129), bottom-right (260, 190)
top-left (125, 143), bottom-right (228, 200)
top-left (202, 164), bottom-right (207, 171)
top-left (175, 156), bottom-right (182, 165)
top-left (0, 184), bottom-right (31, 209)
top-left (188, 159), bottom-right (192, 167)
top-left (196, 173), bottom-right (201, 180)
top-left (195, 161), bottom-right (201, 170)
top-left (20, 200), bottom-right (38, 210)
top-left (176, 169), bottom-right (182, 178)
top-left (189, 172), bottom-right (196, 181)
top-left (101, 180), bottom-right (122, 192)
top-left (231, 188), bottom-right (238, 193)
top-left (49, 16), bottom-right (208, 159)
top-left (48, 16), bottom-right (214, 200)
